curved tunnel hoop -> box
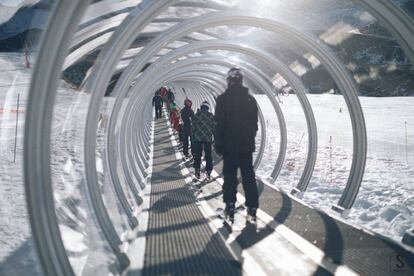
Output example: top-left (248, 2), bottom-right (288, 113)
top-left (122, 66), bottom-right (267, 174)
top-left (116, 40), bottom-right (318, 196)
top-left (104, 11), bottom-right (366, 210)
top-left (81, 1), bottom-right (177, 247)
top-left (23, 0), bottom-right (93, 275)
top-left (116, 56), bottom-right (289, 194)
top-left (25, 0), bottom-right (414, 274)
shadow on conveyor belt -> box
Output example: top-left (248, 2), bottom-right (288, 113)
top-left (150, 185), bottom-right (196, 213)
top-left (266, 192), bottom-right (344, 275)
top-left (254, 179), bottom-right (414, 276)
top-left (142, 120), bottom-right (242, 275)
top-left (208, 151), bottom-right (413, 275)
top-left (152, 145), bottom-right (173, 154)
top-left (153, 152), bottom-right (177, 160)
top-left (158, 119), bottom-right (414, 275)
top-left (207, 186), bottom-right (333, 275)
top-left (152, 140), bottom-right (175, 152)
top-left (152, 158), bottom-right (182, 167)
top-left (145, 217), bottom-right (208, 236)
top-left (140, 231), bottom-right (241, 275)
top-left (151, 162), bottom-right (184, 182)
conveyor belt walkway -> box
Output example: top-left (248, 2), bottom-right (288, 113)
top-left (128, 116), bottom-right (414, 276)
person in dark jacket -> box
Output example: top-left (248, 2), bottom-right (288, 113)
top-left (180, 98), bottom-right (194, 158)
top-left (167, 88), bottom-right (175, 104)
top-left (192, 101), bottom-right (215, 179)
top-left (152, 91), bottom-right (163, 119)
top-left (214, 67), bottom-right (259, 223)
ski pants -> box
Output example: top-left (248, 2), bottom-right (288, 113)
top-left (155, 105), bottom-right (162, 118)
top-left (222, 151), bottom-right (258, 208)
top-left (193, 142), bottom-right (213, 172)
top-left (182, 126), bottom-right (192, 157)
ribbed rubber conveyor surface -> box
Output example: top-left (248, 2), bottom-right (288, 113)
top-left (142, 118), bottom-right (241, 275)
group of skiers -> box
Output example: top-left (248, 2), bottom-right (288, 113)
top-left (152, 67), bottom-right (259, 223)
top-left (176, 98), bottom-right (216, 181)
top-left (152, 86), bottom-right (176, 119)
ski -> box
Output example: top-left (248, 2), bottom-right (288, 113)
top-left (216, 207), bottom-right (234, 225)
top-left (216, 205), bottom-right (261, 230)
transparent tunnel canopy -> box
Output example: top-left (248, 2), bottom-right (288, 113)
top-left (0, 0), bottom-right (48, 275)
top-left (0, 0), bottom-right (413, 275)
top-left (50, 63), bottom-right (121, 274)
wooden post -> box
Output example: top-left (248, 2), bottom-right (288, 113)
top-left (405, 121), bottom-right (409, 163)
top-left (13, 94), bottom-right (20, 163)
top-left (329, 135), bottom-right (333, 184)
top-left (24, 43), bottom-right (31, 69)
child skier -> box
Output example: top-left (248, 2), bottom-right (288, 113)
top-left (180, 98), bottom-right (194, 159)
top-left (169, 102), bottom-right (181, 133)
top-left (192, 101), bottom-right (215, 179)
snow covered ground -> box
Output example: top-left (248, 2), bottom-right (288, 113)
top-left (255, 93), bottom-right (414, 240)
top-left (0, 52), bottom-right (42, 275)
top-left (0, 52), bottom-right (413, 273)
top-left (0, 53), bottom-right (117, 275)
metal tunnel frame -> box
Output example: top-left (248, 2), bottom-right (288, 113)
top-left (109, 41), bottom-right (317, 199)
top-left (24, 1), bottom-right (92, 276)
top-left (22, 0), bottom-right (414, 275)
top-left (102, 12), bottom-right (366, 212)
top-left (171, 43), bottom-right (314, 187)
top-left (82, 1), bottom-right (175, 268)
top-left (121, 66), bottom-right (267, 171)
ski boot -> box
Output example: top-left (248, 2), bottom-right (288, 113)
top-left (206, 170), bottom-right (211, 180)
top-left (224, 203), bottom-right (235, 223)
top-left (247, 207), bottom-right (257, 223)
top-left (194, 168), bottom-right (201, 179)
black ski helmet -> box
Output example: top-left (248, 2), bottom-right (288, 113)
top-left (227, 67), bottom-right (243, 86)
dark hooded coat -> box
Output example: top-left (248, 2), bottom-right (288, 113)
top-left (214, 84), bottom-right (258, 153)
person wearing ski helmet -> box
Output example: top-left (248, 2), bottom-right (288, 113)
top-left (192, 100), bottom-right (216, 179)
top-left (181, 98), bottom-right (194, 158)
top-left (152, 90), bottom-right (163, 119)
top-left (167, 87), bottom-right (175, 104)
top-left (214, 67), bottom-right (259, 223)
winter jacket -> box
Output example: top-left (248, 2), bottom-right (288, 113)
top-left (181, 106), bottom-right (194, 130)
top-left (170, 107), bottom-right (180, 131)
top-left (152, 95), bottom-right (163, 107)
top-left (160, 88), bottom-right (168, 101)
top-left (192, 109), bottom-right (216, 143)
top-left (167, 91), bottom-right (175, 103)
top-left (214, 84), bottom-right (258, 153)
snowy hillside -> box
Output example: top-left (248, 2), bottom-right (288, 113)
top-left (255, 94), bottom-right (414, 240)
top-left (0, 0), bottom-right (49, 51)
top-left (0, 52), bottom-right (40, 275)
